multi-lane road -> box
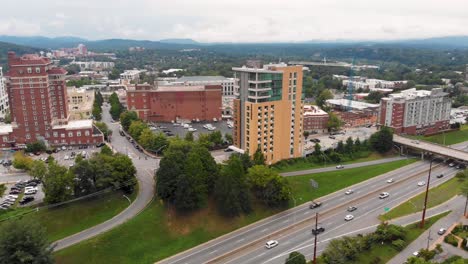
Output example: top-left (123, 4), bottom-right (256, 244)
top-left (160, 142), bottom-right (468, 264)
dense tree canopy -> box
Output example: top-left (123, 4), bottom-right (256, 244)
top-left (370, 126), bottom-right (394, 153)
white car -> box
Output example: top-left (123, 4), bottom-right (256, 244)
top-left (412, 251), bottom-right (419, 256)
top-left (25, 189), bottom-right (37, 195)
top-left (449, 163), bottom-right (455, 167)
top-left (379, 192), bottom-right (390, 199)
top-left (227, 124), bottom-right (233, 128)
top-left (207, 127), bottom-right (216, 131)
top-left (387, 178), bottom-right (394, 183)
top-left (64, 155), bottom-right (70, 160)
top-left (417, 181), bottom-right (426, 187)
top-left (344, 215), bottom-right (354, 221)
top-left (345, 189), bottom-right (354, 195)
top-left (188, 128), bottom-right (197, 132)
top-left (336, 165), bottom-right (344, 169)
top-left (265, 240), bottom-right (279, 249)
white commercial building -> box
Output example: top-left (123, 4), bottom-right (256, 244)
top-left (120, 69), bottom-right (147, 85)
top-left (74, 61), bottom-right (115, 70)
top-left (173, 76), bottom-right (236, 97)
top-left (0, 67), bottom-right (9, 119)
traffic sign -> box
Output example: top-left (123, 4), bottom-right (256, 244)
top-left (384, 207), bottom-right (390, 212)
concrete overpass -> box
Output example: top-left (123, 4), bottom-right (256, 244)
top-left (393, 134), bottom-right (468, 162)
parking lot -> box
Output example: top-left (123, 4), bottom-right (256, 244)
top-left (305, 126), bottom-right (378, 153)
top-left (0, 179), bottom-right (44, 211)
top-left (149, 120), bottom-right (233, 139)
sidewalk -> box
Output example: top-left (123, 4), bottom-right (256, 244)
top-left (387, 196), bottom-right (466, 264)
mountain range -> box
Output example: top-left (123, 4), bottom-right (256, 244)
top-left (1, 35), bottom-right (468, 51)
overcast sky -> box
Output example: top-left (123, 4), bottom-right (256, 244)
top-left (1, 0), bottom-right (467, 42)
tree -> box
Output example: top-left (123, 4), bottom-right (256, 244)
top-left (313, 143), bottom-right (322, 156)
top-left (185, 131), bottom-right (194, 142)
top-left (303, 131), bottom-right (310, 139)
top-left (95, 122), bottom-right (111, 140)
top-left (327, 112), bottom-right (343, 132)
top-left (120, 111), bottom-right (138, 131)
top-left (12, 152), bottom-right (33, 170)
top-left (214, 155), bottom-right (251, 217)
top-left (240, 152), bottom-right (253, 172)
top-left (252, 148), bottom-right (266, 166)
top-left (128, 120), bottom-right (147, 140)
top-left (109, 92), bottom-right (123, 121)
top-left (285, 251), bottom-right (306, 264)
top-left (42, 160), bottom-right (74, 204)
top-left (225, 133), bottom-right (233, 145)
top-left (354, 138), bottom-right (362, 151)
top-left (29, 160), bottom-right (47, 180)
top-left (25, 141), bottom-right (46, 153)
top-left (100, 145), bottom-right (113, 155)
top-left (174, 150), bottom-right (207, 211)
top-left (365, 91), bottom-right (385, 104)
top-left (345, 137), bottom-right (354, 154)
top-left (247, 165), bottom-right (291, 207)
top-left (316, 89), bottom-right (334, 109)
top-left (370, 126), bottom-right (394, 153)
top-left (109, 154), bottom-right (137, 193)
top-left (192, 144), bottom-right (219, 193)
top-left (336, 140), bottom-right (345, 153)
top-left (208, 131), bottom-right (224, 146)
top-left (0, 219), bottom-right (54, 264)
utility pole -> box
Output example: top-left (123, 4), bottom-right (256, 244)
top-left (426, 229), bottom-right (432, 249)
top-left (313, 212), bottom-right (318, 264)
top-left (420, 159), bottom-right (433, 228)
top-left (464, 192), bottom-right (468, 218)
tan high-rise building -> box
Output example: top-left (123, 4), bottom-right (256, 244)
top-left (232, 63), bottom-right (303, 164)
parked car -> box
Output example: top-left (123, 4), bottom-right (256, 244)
top-left (188, 128), bottom-right (197, 132)
top-left (64, 155), bottom-right (70, 160)
top-left (309, 201), bottom-right (322, 209)
top-left (437, 228), bottom-right (446, 235)
top-left (312, 226), bottom-right (325, 235)
top-left (96, 142), bottom-right (106, 148)
top-left (449, 163), bottom-right (456, 167)
top-left (224, 148), bottom-right (233, 152)
top-left (19, 196), bottom-right (34, 205)
top-left (329, 136), bottom-right (336, 139)
top-left (387, 178), bottom-right (394, 183)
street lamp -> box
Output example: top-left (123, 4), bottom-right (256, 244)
top-left (420, 158), bottom-right (434, 229)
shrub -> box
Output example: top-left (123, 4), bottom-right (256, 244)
top-left (392, 239), bottom-right (406, 250)
top-left (462, 238), bottom-right (468, 251)
top-left (370, 256), bottom-right (382, 264)
top-left (444, 234), bottom-right (459, 247)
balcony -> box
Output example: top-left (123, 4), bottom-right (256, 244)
top-left (248, 87), bottom-right (272, 92)
top-left (248, 79), bottom-right (272, 84)
top-left (248, 94), bottom-right (271, 100)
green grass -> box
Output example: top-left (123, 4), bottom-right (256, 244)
top-left (0, 190), bottom-right (136, 242)
top-left (409, 124), bottom-right (468, 145)
top-left (274, 151), bottom-right (394, 173)
top-left (288, 158), bottom-right (417, 205)
top-left (350, 211), bottom-right (450, 264)
top-left (0, 184), bottom-right (5, 197)
top-left (380, 177), bottom-right (462, 221)
top-left (54, 158), bottom-right (417, 264)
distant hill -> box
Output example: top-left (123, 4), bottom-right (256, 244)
top-left (0, 41), bottom-right (41, 69)
top-left (0, 36), bottom-right (87, 49)
top-left (160, 38), bottom-right (199, 45)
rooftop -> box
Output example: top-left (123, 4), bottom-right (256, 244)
top-left (176, 76), bottom-right (230, 82)
top-left (155, 85), bottom-right (219, 92)
top-left (326, 99), bottom-right (380, 110)
top-left (53, 120), bottom-right (93, 130)
top-left (303, 105), bottom-right (328, 116)
top-left (0, 124), bottom-right (12, 135)
top-left (387, 88), bottom-right (447, 100)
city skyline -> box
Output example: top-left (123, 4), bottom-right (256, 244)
top-left (0, 0), bottom-right (468, 43)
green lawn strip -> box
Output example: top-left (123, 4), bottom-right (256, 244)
top-left (380, 177), bottom-right (461, 221)
top-left (409, 124), bottom-right (468, 145)
top-left (0, 189), bottom-right (137, 242)
top-left (349, 211), bottom-right (450, 264)
top-left (288, 159), bottom-right (417, 205)
top-left (273, 151), bottom-right (393, 173)
top-left (54, 159), bottom-right (416, 264)
top-left (0, 184), bottom-right (6, 196)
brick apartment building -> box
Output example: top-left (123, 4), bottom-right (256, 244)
top-left (0, 52), bottom-right (103, 149)
top-left (379, 88), bottom-right (451, 135)
top-left (303, 105), bottom-right (329, 133)
top-left (126, 84), bottom-right (222, 122)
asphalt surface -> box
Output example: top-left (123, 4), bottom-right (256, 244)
top-left (53, 104), bottom-right (158, 251)
top-left (159, 140), bottom-right (468, 264)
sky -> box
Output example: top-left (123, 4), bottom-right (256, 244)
top-left (1, 0), bottom-right (468, 43)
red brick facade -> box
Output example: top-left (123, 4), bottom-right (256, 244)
top-left (127, 84), bottom-right (222, 122)
top-left (0, 52), bottom-right (103, 149)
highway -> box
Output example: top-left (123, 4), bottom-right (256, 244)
top-left (160, 142), bottom-right (468, 264)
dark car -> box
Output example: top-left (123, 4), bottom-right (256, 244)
top-left (19, 196), bottom-right (34, 205)
top-left (96, 142), bottom-right (106, 148)
top-left (309, 201), bottom-right (322, 209)
top-left (45, 149), bottom-right (53, 154)
top-left (224, 148), bottom-right (233, 152)
top-left (329, 136), bottom-right (336, 139)
top-left (312, 226), bottom-right (325, 235)
top-left (436, 174), bottom-right (444, 178)
top-left (9, 190), bottom-right (20, 195)
top-left (165, 132), bottom-right (175, 136)
top-left (26, 182), bottom-right (38, 187)
top-left (347, 206), bottom-right (357, 212)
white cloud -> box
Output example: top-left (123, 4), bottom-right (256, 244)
top-left (1, 0), bottom-right (468, 42)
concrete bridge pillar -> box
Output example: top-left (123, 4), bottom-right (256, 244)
top-left (421, 152), bottom-right (424, 160)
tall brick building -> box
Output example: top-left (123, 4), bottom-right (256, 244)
top-left (0, 52), bottom-right (103, 149)
top-left (379, 88), bottom-right (451, 135)
top-left (127, 84), bottom-right (222, 122)
top-left (303, 105), bottom-right (329, 133)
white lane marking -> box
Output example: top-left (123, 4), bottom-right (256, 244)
top-left (209, 250), bottom-right (217, 254)
top-left (236, 238), bottom-right (245, 243)
top-left (261, 228), bottom-right (268, 233)
top-left (303, 211), bottom-right (309, 215)
top-left (283, 219), bottom-right (289, 223)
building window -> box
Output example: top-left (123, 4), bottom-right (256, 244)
top-left (77, 131), bottom-right (81, 137)
top-left (27, 68), bottom-right (32, 74)
top-left (53, 132), bottom-right (58, 137)
top-left (35, 67), bottom-right (40, 73)
top-left (61, 133), bottom-right (65, 138)
top-left (85, 131), bottom-right (90, 136)
top-left (68, 132), bottom-right (73, 137)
